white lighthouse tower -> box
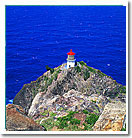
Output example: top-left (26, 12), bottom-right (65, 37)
top-left (67, 49), bottom-right (76, 69)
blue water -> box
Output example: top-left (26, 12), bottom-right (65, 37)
top-left (6, 6), bottom-right (126, 104)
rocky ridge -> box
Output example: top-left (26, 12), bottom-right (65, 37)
top-left (13, 61), bottom-right (126, 113)
top-left (11, 61), bottom-right (126, 131)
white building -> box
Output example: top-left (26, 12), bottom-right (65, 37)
top-left (67, 49), bottom-right (76, 69)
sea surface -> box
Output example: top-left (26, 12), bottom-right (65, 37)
top-left (6, 6), bottom-right (126, 104)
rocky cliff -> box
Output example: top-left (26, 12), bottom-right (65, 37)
top-left (93, 101), bottom-right (126, 131)
top-left (6, 104), bottom-right (46, 131)
top-left (12, 61), bottom-right (126, 131)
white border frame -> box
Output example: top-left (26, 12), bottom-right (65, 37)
top-left (0, 0), bottom-right (128, 135)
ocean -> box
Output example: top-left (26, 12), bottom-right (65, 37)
top-left (6, 6), bottom-right (126, 104)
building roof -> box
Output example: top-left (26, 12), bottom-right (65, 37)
top-left (67, 49), bottom-right (75, 55)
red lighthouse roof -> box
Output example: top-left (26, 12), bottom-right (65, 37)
top-left (67, 49), bottom-right (75, 55)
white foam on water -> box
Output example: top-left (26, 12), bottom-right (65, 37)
top-left (8, 99), bottom-right (13, 104)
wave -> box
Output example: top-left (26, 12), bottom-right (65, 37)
top-left (7, 99), bottom-right (13, 104)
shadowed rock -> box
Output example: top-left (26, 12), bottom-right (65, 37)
top-left (6, 104), bottom-right (46, 131)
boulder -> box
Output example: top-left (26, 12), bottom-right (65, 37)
top-left (93, 101), bottom-right (126, 131)
top-left (6, 104), bottom-right (46, 131)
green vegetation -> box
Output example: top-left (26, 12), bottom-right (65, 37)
top-left (40, 68), bottom-right (61, 92)
top-left (82, 110), bottom-right (99, 127)
top-left (40, 111), bottom-right (81, 130)
top-left (45, 65), bottom-right (54, 74)
top-left (121, 123), bottom-right (126, 131)
top-left (40, 117), bottom-right (54, 131)
top-left (70, 118), bottom-right (81, 125)
top-left (75, 66), bottom-right (81, 73)
top-left (41, 85), bottom-right (48, 92)
top-left (84, 69), bottom-right (90, 81)
top-left (79, 61), bottom-right (96, 73)
top-left (97, 69), bottom-right (107, 77)
top-left (56, 111), bottom-right (80, 129)
top-left (56, 64), bottom-right (62, 69)
top-left (58, 107), bottom-right (63, 111)
top-left (32, 87), bottom-right (39, 98)
top-left (80, 99), bottom-right (83, 103)
top-left (45, 65), bottom-right (51, 71)
top-left (40, 110), bottom-right (49, 116)
top-left (82, 110), bottom-right (89, 114)
top-left (63, 125), bottom-right (82, 131)
top-left (85, 113), bottom-right (99, 126)
top-left (79, 61), bottom-right (108, 77)
top-left (79, 61), bottom-right (87, 66)
top-left (113, 80), bottom-right (117, 85)
top-left (53, 69), bottom-right (61, 81)
top-left (121, 124), bottom-right (126, 131)
top-left (39, 110), bottom-right (99, 131)
top-left (93, 108), bottom-right (100, 114)
top-left (87, 66), bottom-right (96, 73)
top-left (121, 127), bottom-right (126, 131)
top-left (47, 77), bottom-right (53, 85)
top-left (43, 76), bottom-right (48, 81)
top-left (83, 123), bottom-right (92, 131)
top-left (91, 100), bottom-right (96, 103)
top-left (54, 73), bottom-right (58, 81)
top-left (115, 93), bottom-right (119, 97)
top-left (40, 110), bottom-right (57, 118)
top-left (40, 110), bottom-right (56, 117)
top-left (49, 112), bottom-right (57, 117)
top-left (119, 86), bottom-right (126, 94)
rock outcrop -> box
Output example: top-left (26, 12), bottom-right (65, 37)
top-left (6, 104), bottom-right (46, 131)
top-left (28, 89), bottom-right (109, 120)
top-left (13, 61), bottom-right (126, 114)
top-left (93, 101), bottom-right (126, 131)
top-left (12, 61), bottom-right (126, 131)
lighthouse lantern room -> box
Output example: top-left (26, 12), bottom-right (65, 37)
top-left (67, 49), bottom-right (76, 69)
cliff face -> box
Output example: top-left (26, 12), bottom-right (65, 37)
top-left (6, 104), bottom-right (46, 131)
top-left (93, 101), bottom-right (126, 131)
top-left (13, 61), bottom-right (126, 114)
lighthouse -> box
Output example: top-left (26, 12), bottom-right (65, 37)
top-left (67, 49), bottom-right (76, 69)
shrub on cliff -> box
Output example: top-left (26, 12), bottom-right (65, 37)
top-left (75, 66), bottom-right (81, 73)
top-left (45, 65), bottom-right (54, 74)
top-left (85, 113), bottom-right (99, 126)
top-left (84, 69), bottom-right (90, 81)
top-left (79, 61), bottom-right (87, 66)
top-left (39, 110), bottom-right (99, 131)
top-left (119, 86), bottom-right (126, 94)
